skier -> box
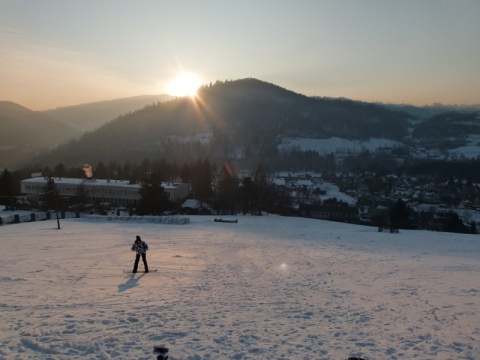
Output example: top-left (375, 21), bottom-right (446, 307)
top-left (131, 235), bottom-right (149, 273)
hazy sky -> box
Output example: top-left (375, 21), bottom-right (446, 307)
top-left (1, 0), bottom-right (479, 110)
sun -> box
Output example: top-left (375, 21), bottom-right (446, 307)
top-left (168, 73), bottom-right (202, 97)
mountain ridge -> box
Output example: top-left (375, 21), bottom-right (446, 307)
top-left (2, 78), bottom-right (479, 171)
top-left (42, 94), bottom-right (174, 132)
top-left (21, 79), bottom-right (416, 169)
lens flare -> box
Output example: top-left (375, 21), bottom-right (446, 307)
top-left (168, 73), bottom-right (201, 97)
top-left (225, 162), bottom-right (235, 177)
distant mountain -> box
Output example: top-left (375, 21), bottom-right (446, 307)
top-left (380, 103), bottom-right (480, 119)
top-left (42, 94), bottom-right (174, 132)
top-left (0, 101), bottom-right (80, 169)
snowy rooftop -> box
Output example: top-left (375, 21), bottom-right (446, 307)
top-left (22, 176), bottom-right (137, 187)
top-left (21, 177), bottom-right (184, 189)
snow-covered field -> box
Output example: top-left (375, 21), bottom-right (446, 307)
top-left (1, 215), bottom-right (479, 359)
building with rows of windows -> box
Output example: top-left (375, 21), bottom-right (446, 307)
top-left (20, 177), bottom-right (189, 207)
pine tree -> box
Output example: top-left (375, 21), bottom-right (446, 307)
top-left (216, 163), bottom-right (238, 215)
top-left (389, 198), bottom-right (411, 230)
top-left (240, 177), bottom-right (256, 215)
top-left (137, 173), bottom-right (172, 215)
top-left (42, 177), bottom-right (59, 211)
top-left (191, 159), bottom-right (214, 210)
top-left (0, 169), bottom-right (16, 209)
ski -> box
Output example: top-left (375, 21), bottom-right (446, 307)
top-left (123, 269), bottom-right (157, 274)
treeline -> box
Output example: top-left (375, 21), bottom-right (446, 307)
top-left (386, 198), bottom-right (476, 234)
top-left (0, 159), bottom-right (291, 216)
top-left (136, 161), bottom-right (290, 216)
top-left (268, 148), bottom-right (480, 181)
top-left (401, 159), bottom-right (480, 181)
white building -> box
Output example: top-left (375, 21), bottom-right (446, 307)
top-left (20, 177), bottom-right (189, 207)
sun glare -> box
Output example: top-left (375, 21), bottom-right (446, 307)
top-left (168, 73), bottom-right (201, 97)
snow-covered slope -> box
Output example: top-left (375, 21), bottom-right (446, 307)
top-left (1, 215), bottom-right (479, 359)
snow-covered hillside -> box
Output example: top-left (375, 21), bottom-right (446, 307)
top-left (280, 136), bottom-right (480, 160)
top-left (1, 215), bottom-right (479, 359)
top-left (279, 137), bottom-right (404, 155)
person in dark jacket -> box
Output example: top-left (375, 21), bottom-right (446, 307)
top-left (131, 235), bottom-right (149, 273)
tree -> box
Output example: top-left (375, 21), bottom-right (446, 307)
top-left (95, 161), bottom-right (108, 179)
top-left (469, 221), bottom-right (477, 234)
top-left (122, 162), bottom-right (134, 183)
top-left (106, 160), bottom-right (121, 179)
top-left (238, 164), bottom-right (279, 215)
top-left (253, 164), bottom-right (275, 214)
top-left (216, 162), bottom-right (239, 215)
top-left (191, 159), bottom-right (214, 210)
top-left (0, 169), bottom-right (16, 209)
top-left (53, 163), bottom-right (67, 177)
top-left (138, 158), bottom-right (152, 178)
top-left (444, 212), bottom-right (471, 234)
top-left (240, 176), bottom-right (257, 215)
top-left (137, 173), bottom-right (172, 215)
top-left (41, 177), bottom-right (59, 211)
top-left (73, 183), bottom-right (89, 211)
top-left (389, 198), bottom-right (412, 230)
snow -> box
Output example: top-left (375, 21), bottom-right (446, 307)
top-left (446, 134), bottom-right (480, 159)
top-left (279, 137), bottom-right (403, 154)
top-left (317, 182), bottom-right (356, 205)
top-left (1, 214), bottom-right (480, 359)
top-left (278, 136), bottom-right (480, 161)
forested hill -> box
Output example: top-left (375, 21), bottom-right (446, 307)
top-left (412, 111), bottom-right (480, 149)
top-left (195, 79), bottom-right (411, 141)
top-left (0, 101), bottom-right (80, 169)
top-left (29, 78), bottom-right (413, 169)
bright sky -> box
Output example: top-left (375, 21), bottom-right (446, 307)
top-left (1, 0), bottom-right (479, 110)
